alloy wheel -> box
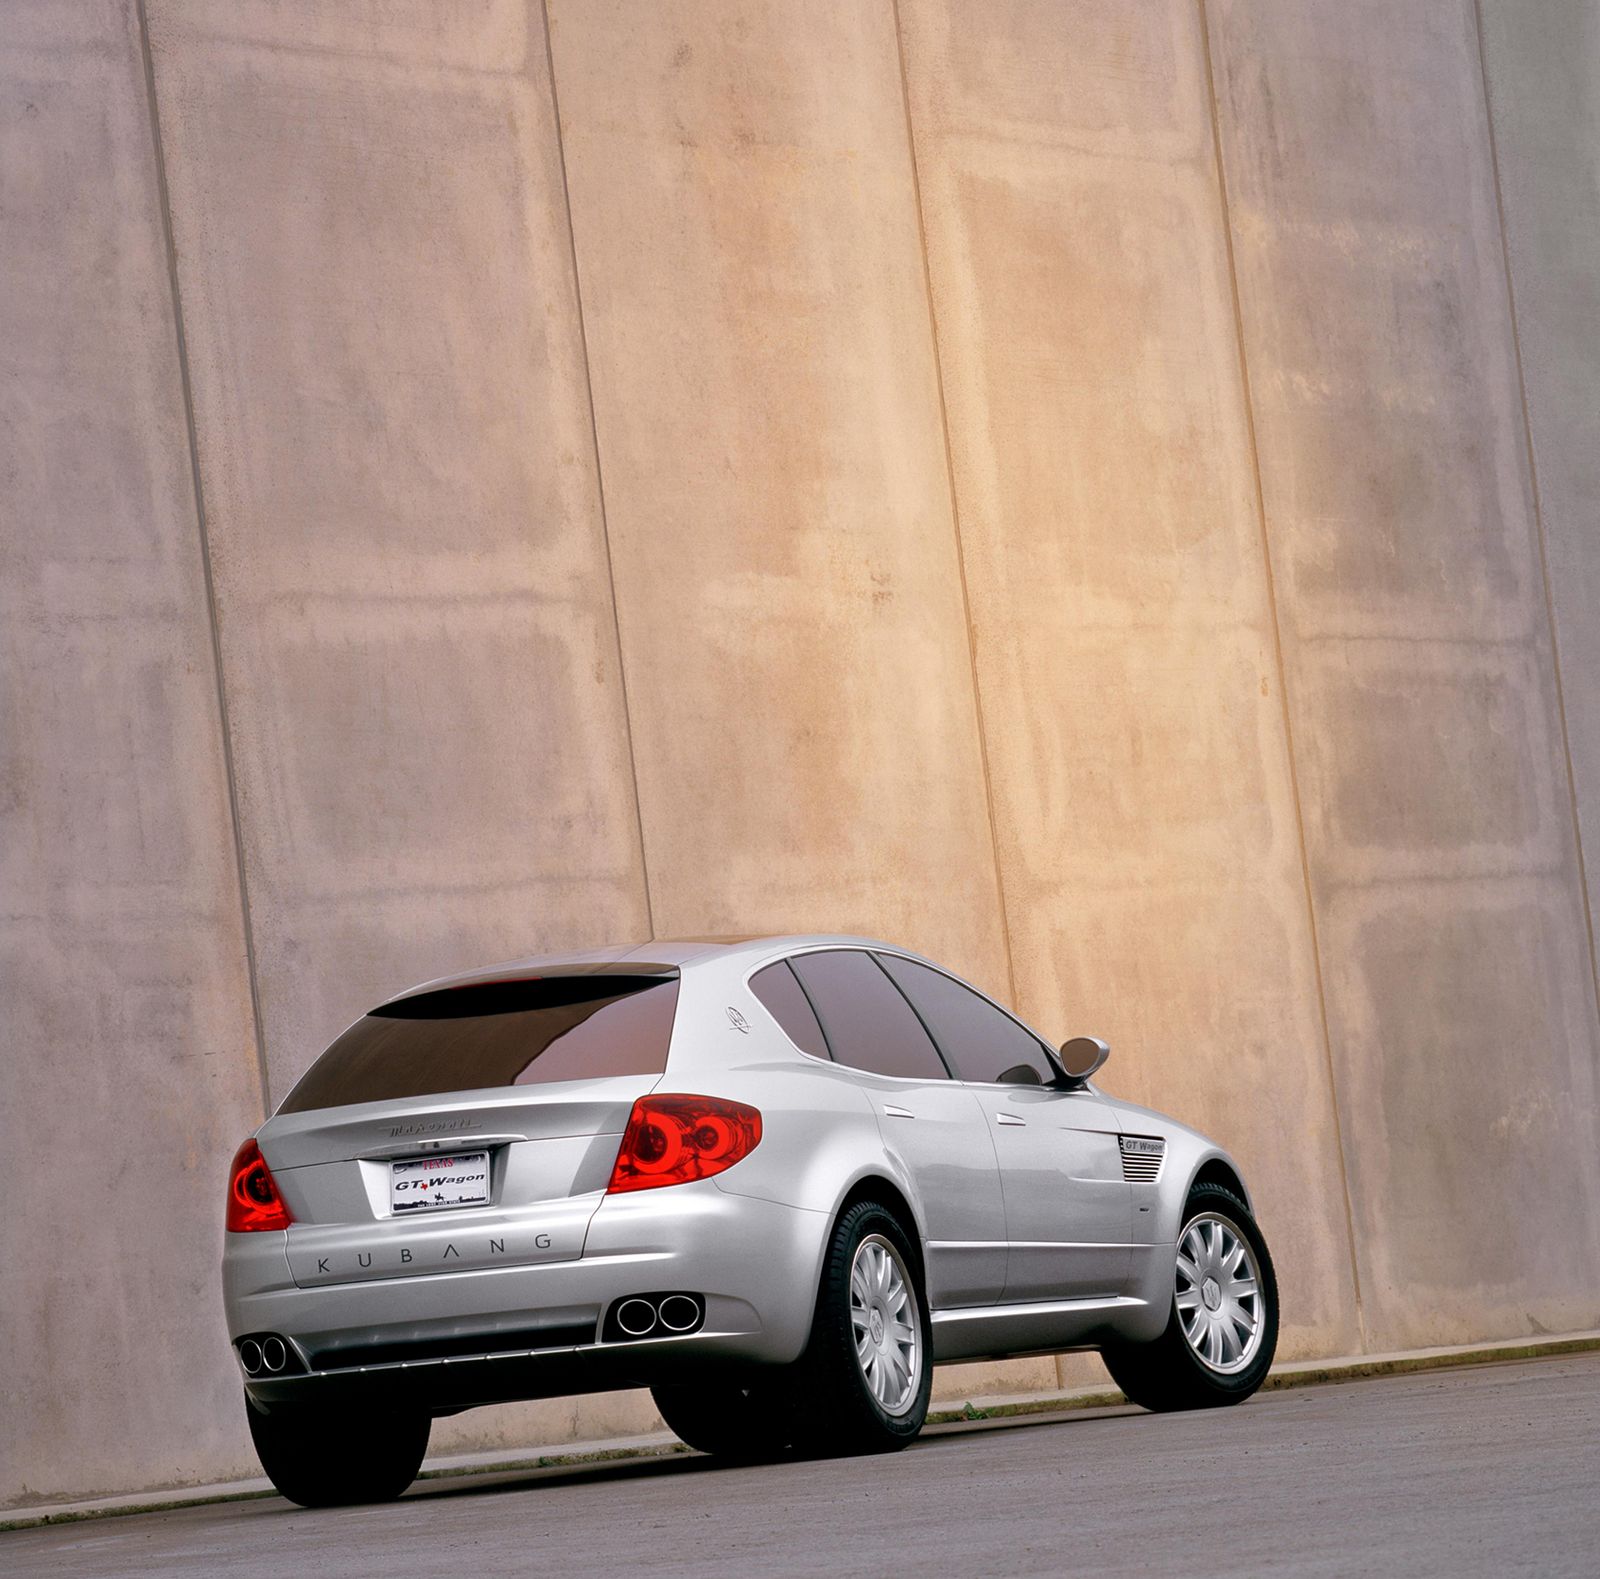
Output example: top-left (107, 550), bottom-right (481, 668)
top-left (1175, 1212), bottom-right (1265, 1376)
top-left (849, 1233), bottom-right (921, 1415)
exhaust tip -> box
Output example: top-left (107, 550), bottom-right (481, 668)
top-left (238, 1338), bottom-right (263, 1376)
top-left (614, 1297), bottom-right (659, 1338)
top-left (261, 1336), bottom-right (288, 1373)
top-left (656, 1294), bottom-right (702, 1334)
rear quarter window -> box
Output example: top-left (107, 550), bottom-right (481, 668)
top-left (787, 949), bottom-right (949, 1081)
top-left (278, 974), bottom-right (679, 1114)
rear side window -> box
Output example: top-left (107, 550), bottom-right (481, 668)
top-left (278, 975), bottom-right (680, 1114)
top-left (750, 961), bottom-right (831, 1060)
top-left (876, 954), bottom-right (1055, 1086)
top-left (788, 950), bottom-right (948, 1081)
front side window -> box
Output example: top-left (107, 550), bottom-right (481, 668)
top-left (875, 954), bottom-right (1056, 1086)
top-left (278, 974), bottom-right (680, 1114)
top-left (787, 950), bottom-right (949, 1081)
top-left (750, 960), bottom-right (831, 1060)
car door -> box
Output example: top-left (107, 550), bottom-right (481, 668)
top-left (874, 953), bottom-right (1132, 1303)
top-left (787, 949), bottom-right (1007, 1309)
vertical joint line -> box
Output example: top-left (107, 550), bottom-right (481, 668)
top-left (539, 0), bottom-right (656, 940)
top-left (892, 0), bottom-right (1018, 1009)
top-left (136, 0), bottom-right (273, 1115)
top-left (1196, 0), bottom-right (1368, 1346)
top-left (1472, 0), bottom-right (1600, 1035)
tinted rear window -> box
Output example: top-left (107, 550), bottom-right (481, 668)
top-left (750, 960), bottom-right (831, 1060)
top-left (278, 974), bottom-right (679, 1114)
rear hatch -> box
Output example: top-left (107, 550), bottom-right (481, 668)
top-left (256, 968), bottom-right (678, 1290)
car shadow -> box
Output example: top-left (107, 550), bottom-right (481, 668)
top-left (394, 1401), bottom-right (1142, 1506)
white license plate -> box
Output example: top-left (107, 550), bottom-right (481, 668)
top-left (390, 1152), bottom-right (491, 1214)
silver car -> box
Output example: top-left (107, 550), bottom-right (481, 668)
top-left (224, 935), bottom-right (1278, 1505)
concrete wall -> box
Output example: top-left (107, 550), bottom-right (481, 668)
top-left (4, 0), bottom-right (1598, 1506)
top-left (1207, 0), bottom-right (1600, 1348)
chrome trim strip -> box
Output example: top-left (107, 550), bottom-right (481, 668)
top-left (931, 1294), bottom-right (1146, 1325)
top-left (926, 1239), bottom-right (1145, 1251)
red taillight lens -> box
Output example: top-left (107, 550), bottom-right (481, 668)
top-left (607, 1095), bottom-right (762, 1194)
top-left (226, 1138), bottom-right (294, 1232)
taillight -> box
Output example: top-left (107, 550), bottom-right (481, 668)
top-left (607, 1095), bottom-right (762, 1194)
top-left (226, 1138), bottom-right (294, 1232)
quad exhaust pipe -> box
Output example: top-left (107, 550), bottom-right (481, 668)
top-left (603, 1292), bottom-right (706, 1343)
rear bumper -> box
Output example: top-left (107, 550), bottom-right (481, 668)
top-left (225, 1182), bottom-right (829, 1414)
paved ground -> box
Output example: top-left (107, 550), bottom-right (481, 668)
top-left (8, 1354), bottom-right (1599, 1577)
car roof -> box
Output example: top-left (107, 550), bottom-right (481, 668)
top-left (381, 934), bottom-right (906, 1005)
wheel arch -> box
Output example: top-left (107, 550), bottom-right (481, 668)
top-left (1186, 1154), bottom-right (1253, 1214)
top-left (830, 1173), bottom-right (927, 1296)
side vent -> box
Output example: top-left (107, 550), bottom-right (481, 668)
top-left (1119, 1135), bottom-right (1166, 1183)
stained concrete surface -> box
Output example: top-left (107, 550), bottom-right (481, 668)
top-left (8, 1356), bottom-right (1600, 1578)
top-left (1207, 0), bottom-right (1600, 1349)
top-left (1478, 0), bottom-right (1600, 1004)
top-left (7, 0), bottom-right (1600, 1511)
top-left (0, 0), bottom-right (266, 1503)
top-left (545, 0), bottom-right (1011, 990)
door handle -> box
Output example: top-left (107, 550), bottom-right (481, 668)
top-left (882, 1104), bottom-right (915, 1119)
top-left (996, 1112), bottom-right (1026, 1127)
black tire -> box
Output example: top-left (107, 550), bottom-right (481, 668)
top-left (650, 1381), bottom-right (798, 1460)
top-left (1101, 1182), bottom-right (1279, 1412)
top-left (245, 1395), bottom-right (430, 1507)
top-left (789, 1199), bottom-right (933, 1456)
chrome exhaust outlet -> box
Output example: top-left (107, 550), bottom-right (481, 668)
top-left (656, 1295), bottom-right (701, 1334)
top-left (238, 1338), bottom-right (263, 1376)
top-left (260, 1336), bottom-right (288, 1373)
top-left (615, 1298), bottom-right (659, 1338)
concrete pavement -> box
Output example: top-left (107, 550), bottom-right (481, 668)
top-left (7, 1353), bottom-right (1597, 1577)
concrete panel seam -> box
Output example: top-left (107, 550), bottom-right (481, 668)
top-left (1472, 0), bottom-right (1600, 1039)
top-left (1196, 0), bottom-right (1368, 1348)
top-left (892, 0), bottom-right (1018, 1010)
top-left (538, 0), bottom-right (656, 941)
top-left (136, 0), bottom-right (272, 1117)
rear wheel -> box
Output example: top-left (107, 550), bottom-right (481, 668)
top-left (650, 1382), bottom-right (797, 1460)
top-left (789, 1200), bottom-right (932, 1456)
top-left (245, 1396), bottom-right (430, 1507)
top-left (1101, 1182), bottom-right (1278, 1412)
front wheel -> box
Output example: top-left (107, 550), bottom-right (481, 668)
top-left (1101, 1181), bottom-right (1278, 1412)
top-left (246, 1395), bottom-right (430, 1507)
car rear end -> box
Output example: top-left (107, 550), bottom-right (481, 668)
top-left (222, 960), bottom-right (823, 1416)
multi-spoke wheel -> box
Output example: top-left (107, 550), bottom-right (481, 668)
top-left (1101, 1181), bottom-right (1278, 1412)
top-left (1175, 1212), bottom-right (1265, 1375)
top-left (792, 1200), bottom-right (932, 1454)
top-left (849, 1234), bottom-right (922, 1416)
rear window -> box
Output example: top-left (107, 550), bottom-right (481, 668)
top-left (278, 974), bottom-right (680, 1114)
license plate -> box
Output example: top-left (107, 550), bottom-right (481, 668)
top-left (390, 1152), bottom-right (491, 1213)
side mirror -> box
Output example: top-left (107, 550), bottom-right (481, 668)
top-left (1058, 1035), bottom-right (1110, 1083)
